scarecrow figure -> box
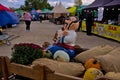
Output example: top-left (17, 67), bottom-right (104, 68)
top-left (46, 16), bottom-right (79, 61)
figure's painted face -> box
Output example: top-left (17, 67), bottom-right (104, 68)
top-left (63, 17), bottom-right (79, 30)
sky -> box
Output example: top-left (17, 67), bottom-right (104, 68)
top-left (0, 0), bottom-right (95, 8)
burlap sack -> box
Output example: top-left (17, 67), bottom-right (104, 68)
top-left (105, 72), bottom-right (120, 80)
top-left (107, 47), bottom-right (120, 56)
top-left (74, 45), bottom-right (115, 63)
top-left (94, 47), bottom-right (120, 72)
top-left (95, 76), bottom-right (116, 80)
top-left (32, 58), bottom-right (85, 76)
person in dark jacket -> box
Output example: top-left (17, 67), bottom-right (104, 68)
top-left (77, 13), bottom-right (82, 31)
top-left (39, 15), bottom-right (43, 23)
top-left (86, 12), bottom-right (93, 35)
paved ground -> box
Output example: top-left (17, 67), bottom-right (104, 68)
top-left (0, 20), bottom-right (120, 58)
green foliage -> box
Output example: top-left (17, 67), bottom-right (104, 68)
top-left (11, 43), bottom-right (43, 65)
top-left (74, 0), bottom-right (82, 6)
top-left (20, 0), bottom-right (53, 11)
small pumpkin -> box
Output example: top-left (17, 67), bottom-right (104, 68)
top-left (42, 50), bottom-right (52, 58)
top-left (53, 50), bottom-right (70, 62)
top-left (84, 58), bottom-right (102, 70)
top-left (83, 68), bottom-right (104, 80)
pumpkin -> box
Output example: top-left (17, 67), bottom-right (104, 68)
top-left (84, 58), bottom-right (102, 70)
top-left (42, 50), bottom-right (52, 58)
top-left (53, 50), bottom-right (70, 62)
top-left (83, 68), bottom-right (104, 80)
top-left (105, 72), bottom-right (120, 80)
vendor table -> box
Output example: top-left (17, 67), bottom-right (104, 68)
top-left (81, 20), bottom-right (120, 42)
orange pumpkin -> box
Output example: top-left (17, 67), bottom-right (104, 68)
top-left (84, 58), bottom-right (102, 70)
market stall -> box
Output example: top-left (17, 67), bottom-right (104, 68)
top-left (81, 0), bottom-right (120, 42)
top-left (0, 4), bottom-right (19, 27)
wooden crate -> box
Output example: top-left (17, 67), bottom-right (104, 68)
top-left (0, 56), bottom-right (83, 80)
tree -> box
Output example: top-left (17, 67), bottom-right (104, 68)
top-left (74, 0), bottom-right (82, 6)
top-left (19, 0), bottom-right (53, 11)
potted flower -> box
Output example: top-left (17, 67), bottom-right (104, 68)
top-left (11, 43), bottom-right (43, 65)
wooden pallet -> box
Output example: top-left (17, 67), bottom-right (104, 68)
top-left (0, 56), bottom-right (83, 80)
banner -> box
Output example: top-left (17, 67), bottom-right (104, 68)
top-left (81, 21), bottom-right (120, 42)
top-left (92, 22), bottom-right (120, 42)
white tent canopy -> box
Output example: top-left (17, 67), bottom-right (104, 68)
top-left (52, 2), bottom-right (69, 18)
top-left (52, 2), bottom-right (69, 13)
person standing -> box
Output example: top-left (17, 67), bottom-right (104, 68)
top-left (24, 11), bottom-right (32, 31)
top-left (39, 15), bottom-right (43, 23)
top-left (77, 13), bottom-right (82, 31)
top-left (118, 14), bottom-right (120, 25)
top-left (86, 12), bottom-right (93, 35)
